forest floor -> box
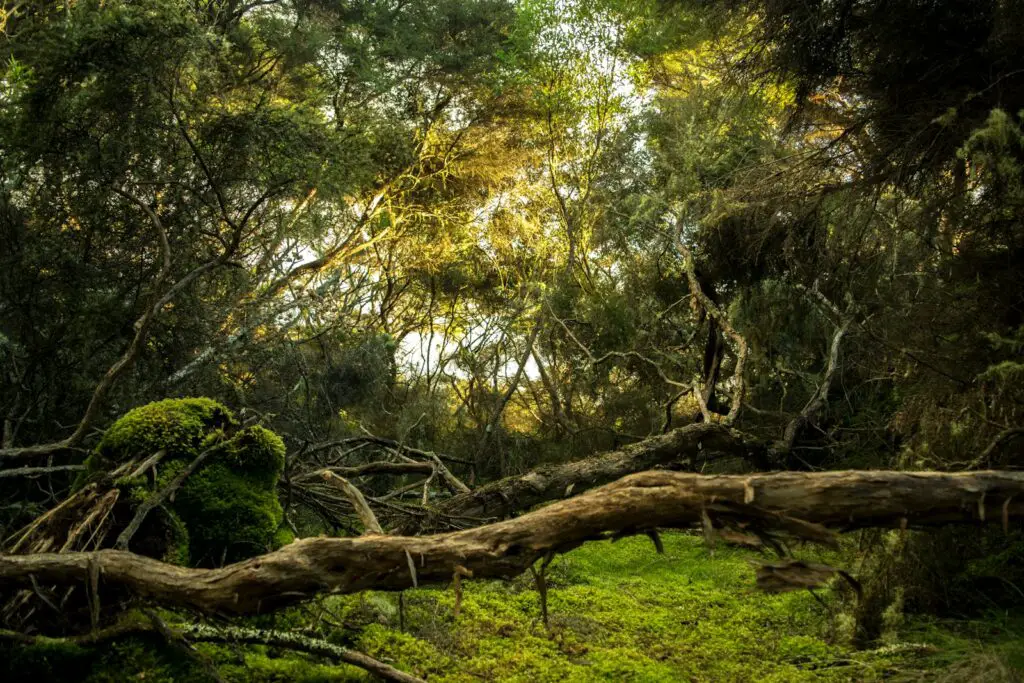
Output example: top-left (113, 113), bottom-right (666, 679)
top-left (9, 533), bottom-right (1023, 682)
top-left (232, 533), bottom-right (1024, 682)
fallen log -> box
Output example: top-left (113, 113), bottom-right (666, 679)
top-left (399, 421), bottom-right (767, 533)
top-left (2, 469), bottom-right (1022, 616)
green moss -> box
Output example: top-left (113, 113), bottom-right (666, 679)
top-left (1, 634), bottom-right (208, 683)
top-left (306, 534), bottom-right (1024, 682)
top-left (1, 639), bottom-right (94, 680)
top-left (87, 397), bottom-right (236, 472)
top-left (7, 535), bottom-right (1021, 682)
top-left (86, 634), bottom-right (209, 683)
top-left (89, 398), bottom-right (288, 567)
top-left (175, 458), bottom-right (285, 565)
top-left (213, 651), bottom-right (365, 682)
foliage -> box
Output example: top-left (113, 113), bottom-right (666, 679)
top-left (1, 0), bottom-right (1024, 677)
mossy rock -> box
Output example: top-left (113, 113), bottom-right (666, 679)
top-left (89, 398), bottom-right (292, 567)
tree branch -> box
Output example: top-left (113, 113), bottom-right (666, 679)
top-left (678, 240), bottom-right (748, 424)
top-left (4, 469), bottom-right (1020, 616)
top-left (400, 421), bottom-right (761, 533)
top-left (318, 472), bottom-right (383, 534)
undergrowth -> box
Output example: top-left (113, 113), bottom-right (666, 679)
top-left (6, 534), bottom-right (1022, 682)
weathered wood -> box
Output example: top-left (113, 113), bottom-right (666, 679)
top-left (318, 472), bottom-right (384, 534)
top-left (1, 469), bottom-right (1021, 616)
top-left (402, 421), bottom-right (765, 532)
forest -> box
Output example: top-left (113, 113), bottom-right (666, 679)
top-left (1, 0), bottom-right (1023, 680)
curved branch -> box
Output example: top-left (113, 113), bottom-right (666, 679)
top-left (0, 189), bottom-right (173, 462)
top-left (4, 469), bottom-right (1021, 616)
top-left (780, 318), bottom-right (852, 452)
top-left (678, 241), bottom-right (748, 425)
top-left (974, 427), bottom-right (1024, 468)
top-left (318, 472), bottom-right (383, 534)
top-left (779, 285), bottom-right (854, 453)
top-left (404, 421), bottom-right (760, 532)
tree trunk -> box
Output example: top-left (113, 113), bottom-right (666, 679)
top-left (2, 469), bottom-right (1022, 617)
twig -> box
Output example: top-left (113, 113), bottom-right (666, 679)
top-left (0, 464), bottom-right (87, 479)
top-left (302, 436), bottom-right (471, 466)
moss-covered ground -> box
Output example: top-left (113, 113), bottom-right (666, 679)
top-left (7, 533), bottom-right (1023, 682)
top-left (233, 533), bottom-right (1024, 682)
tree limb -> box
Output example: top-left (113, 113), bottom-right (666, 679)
top-left (401, 421), bottom-right (761, 533)
top-left (3, 469), bottom-right (1021, 616)
top-left (115, 446), bottom-right (215, 551)
top-left (318, 472), bottom-right (384, 534)
top-left (678, 240), bottom-right (748, 425)
top-left (303, 436), bottom-right (472, 467)
top-left (0, 465), bottom-right (87, 480)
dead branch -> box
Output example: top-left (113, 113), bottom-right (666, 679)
top-left (2, 469), bottom-right (1022, 617)
top-left (297, 462), bottom-right (435, 480)
top-left (319, 472), bottom-right (384, 534)
top-left (778, 284), bottom-right (855, 453)
top-left (418, 453), bottom-right (469, 495)
top-left (0, 619), bottom-right (424, 682)
top-left (303, 436), bottom-right (471, 467)
top-left (0, 465), bottom-right (87, 479)
top-left (400, 421), bottom-right (762, 533)
top-left (115, 445), bottom-right (219, 550)
top-left (678, 240), bottom-right (748, 425)
top-left (974, 426), bottom-right (1024, 468)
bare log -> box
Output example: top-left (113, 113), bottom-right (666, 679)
top-left (1, 469), bottom-right (1022, 616)
top-left (403, 421), bottom-right (764, 532)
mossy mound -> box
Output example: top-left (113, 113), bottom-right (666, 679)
top-left (89, 397), bottom-right (236, 470)
top-left (88, 398), bottom-right (292, 567)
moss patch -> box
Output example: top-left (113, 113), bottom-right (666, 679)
top-left (332, 534), bottom-right (1024, 682)
top-left (87, 397), bottom-right (236, 472)
top-left (4, 534), bottom-right (1022, 682)
top-left (90, 398), bottom-right (290, 566)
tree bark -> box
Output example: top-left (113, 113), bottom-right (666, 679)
top-left (2, 469), bottom-right (1021, 617)
top-left (403, 421), bottom-right (765, 533)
